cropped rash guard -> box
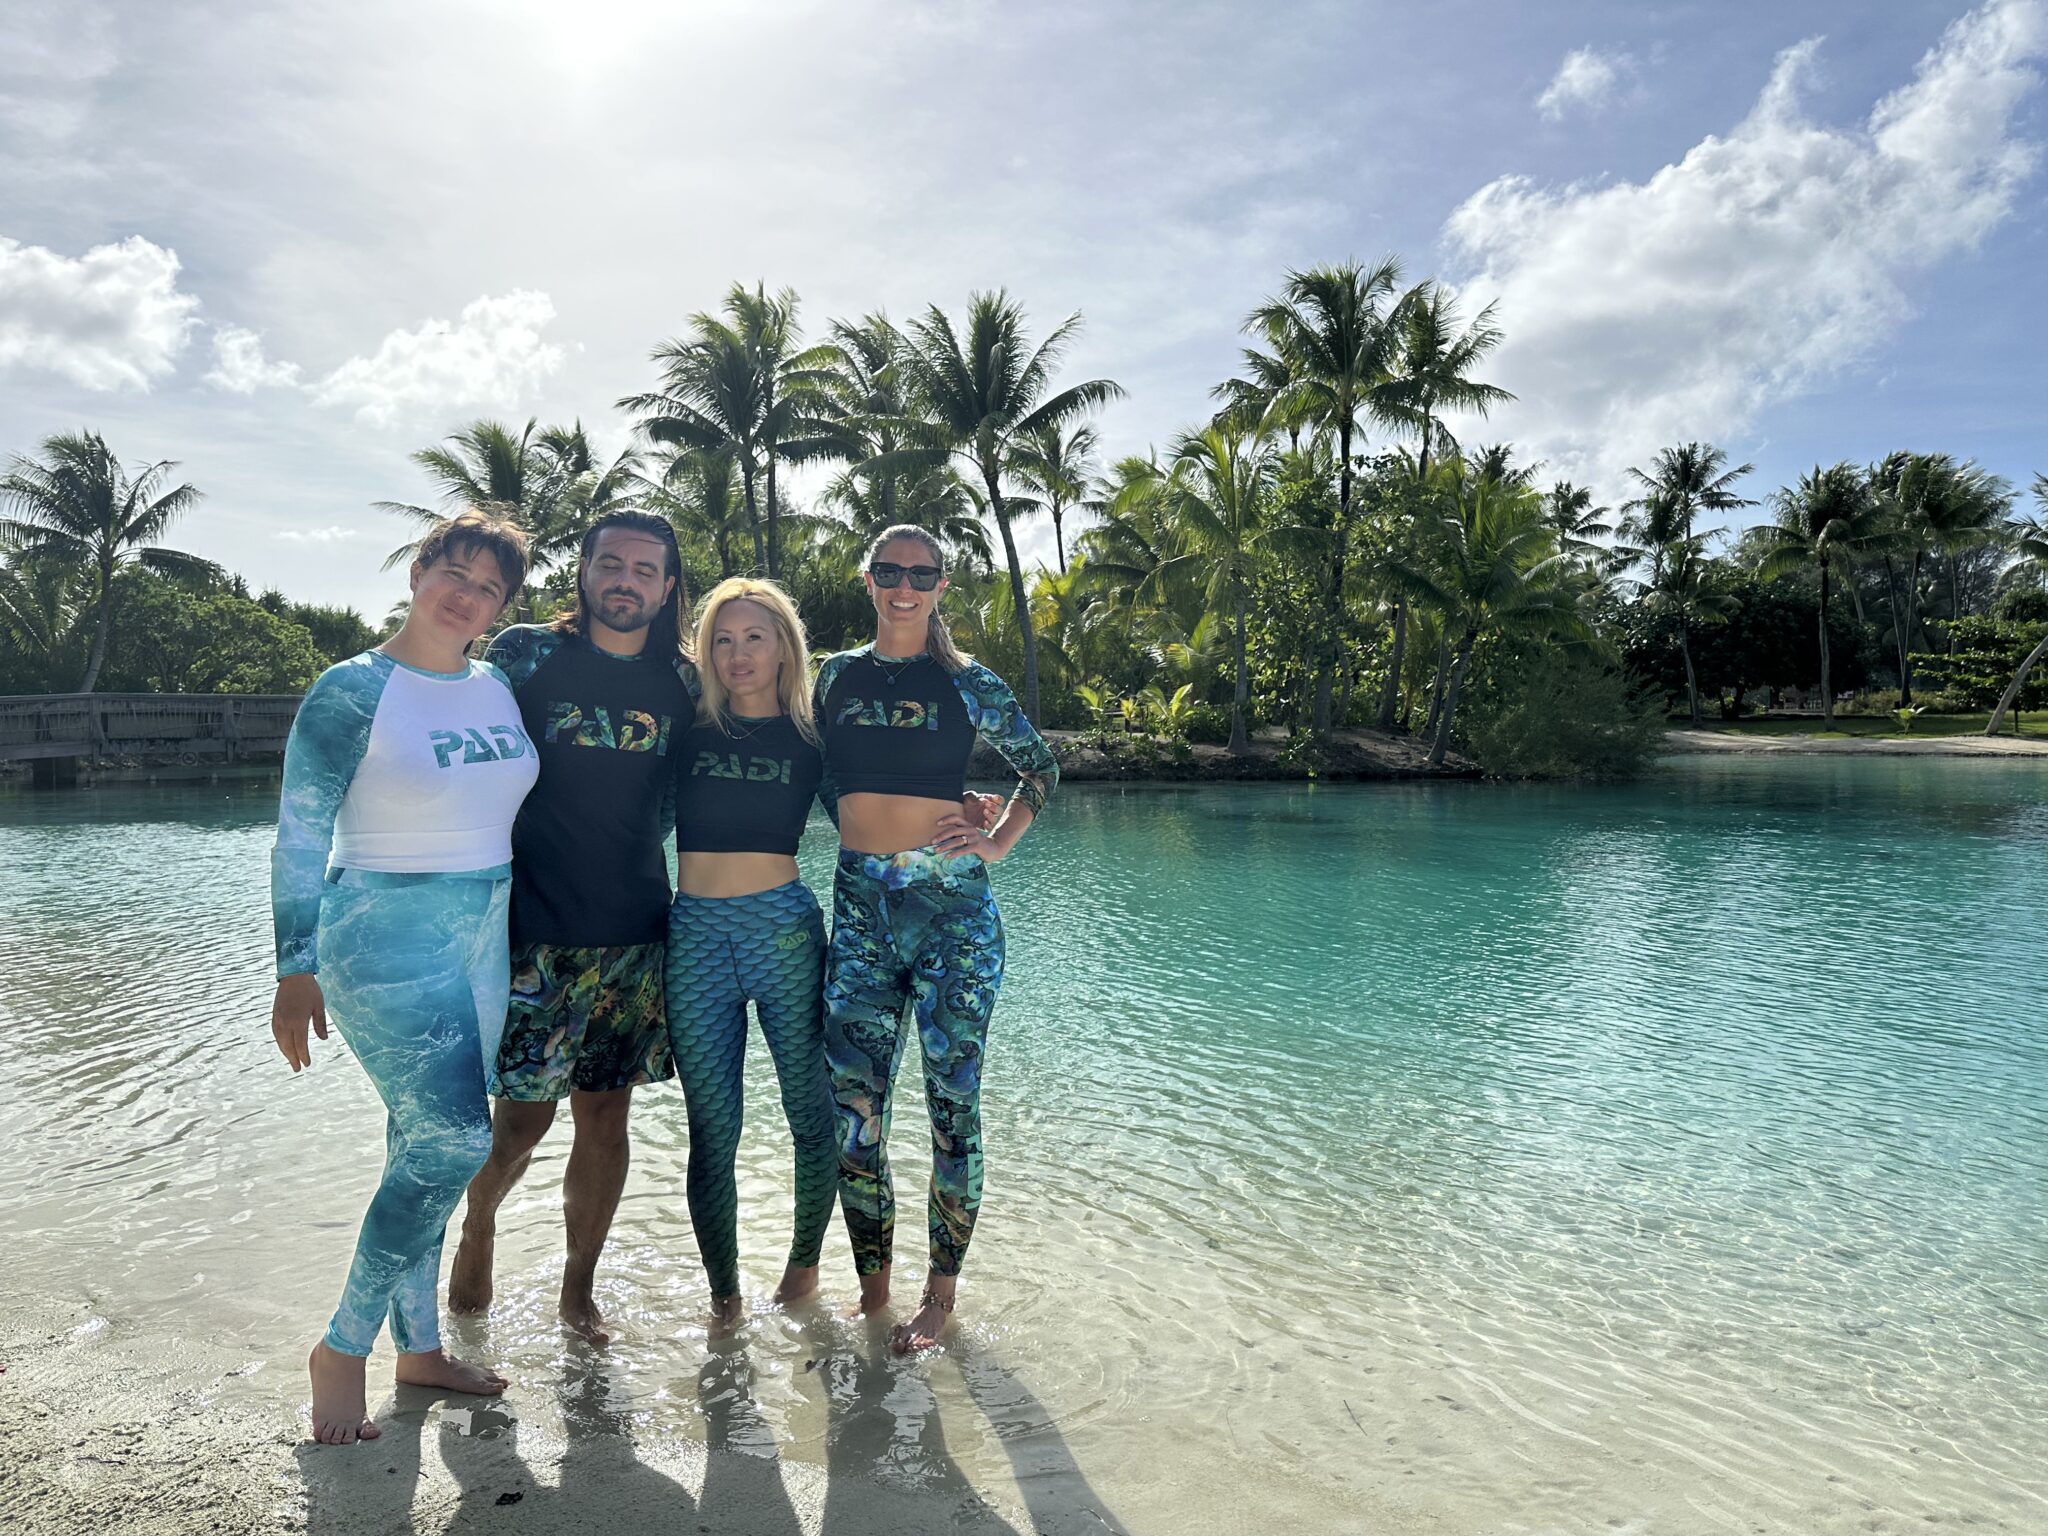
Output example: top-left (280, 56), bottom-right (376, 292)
top-left (812, 646), bottom-right (1058, 818)
top-left (270, 650), bottom-right (539, 977)
top-left (673, 712), bottom-right (823, 855)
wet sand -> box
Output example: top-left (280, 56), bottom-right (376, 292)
top-left (0, 1288), bottom-right (1137, 1536)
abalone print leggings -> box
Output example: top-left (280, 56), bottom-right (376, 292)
top-left (822, 846), bottom-right (1004, 1278)
top-left (317, 869), bottom-right (510, 1357)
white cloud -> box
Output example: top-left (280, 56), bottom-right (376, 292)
top-left (310, 289), bottom-right (565, 427)
top-left (274, 526), bottom-right (361, 544)
top-left (1444, 0), bottom-right (2047, 494)
top-left (0, 234), bottom-right (200, 390)
top-left (1536, 47), bottom-right (1634, 121)
top-left (204, 324), bottom-right (301, 392)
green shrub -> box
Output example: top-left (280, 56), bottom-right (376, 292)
top-left (1181, 703), bottom-right (1233, 745)
top-left (1460, 645), bottom-right (1663, 780)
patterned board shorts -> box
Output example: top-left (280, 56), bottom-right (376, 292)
top-left (493, 939), bottom-right (673, 1100)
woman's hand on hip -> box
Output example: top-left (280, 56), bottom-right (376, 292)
top-left (272, 973), bottom-right (328, 1072)
top-left (961, 791), bottom-right (1005, 830)
top-left (933, 811), bottom-right (1006, 863)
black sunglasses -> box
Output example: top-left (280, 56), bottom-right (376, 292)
top-left (869, 562), bottom-right (944, 591)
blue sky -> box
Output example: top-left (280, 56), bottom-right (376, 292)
top-left (2, 0), bottom-right (2043, 618)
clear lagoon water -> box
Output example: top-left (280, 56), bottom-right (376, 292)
top-left (2, 761), bottom-right (2044, 1532)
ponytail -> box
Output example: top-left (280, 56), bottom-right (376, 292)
top-left (927, 607), bottom-right (969, 676)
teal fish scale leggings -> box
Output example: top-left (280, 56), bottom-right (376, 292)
top-left (823, 847), bottom-right (1005, 1279)
top-left (665, 880), bottom-right (838, 1301)
top-left (318, 871), bottom-right (509, 1357)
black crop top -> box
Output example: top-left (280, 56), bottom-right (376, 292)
top-left (812, 647), bottom-right (1059, 815)
top-left (672, 713), bottom-right (824, 855)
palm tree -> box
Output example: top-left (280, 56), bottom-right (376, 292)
top-left (1637, 535), bottom-right (1737, 726)
top-left (1388, 472), bottom-right (1583, 765)
top-left (1012, 420), bottom-right (1100, 574)
top-left (1619, 443), bottom-right (1756, 580)
top-left (0, 552), bottom-right (88, 689)
top-left (1986, 477), bottom-right (2048, 734)
top-left (886, 291), bottom-right (1123, 717)
top-left (0, 431), bottom-right (217, 692)
top-left (650, 444), bottom-right (746, 580)
top-left (1152, 424), bottom-right (1276, 753)
top-left (621, 283), bottom-right (839, 578)
top-left (1248, 258), bottom-right (1405, 732)
top-left (1868, 452), bottom-right (2009, 699)
top-left (374, 418), bottom-right (606, 574)
top-left (1369, 283), bottom-right (1513, 730)
top-left (1544, 480), bottom-right (1613, 562)
top-left (1757, 463), bottom-right (1877, 725)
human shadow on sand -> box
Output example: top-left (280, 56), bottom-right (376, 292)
top-left (813, 1309), bottom-right (1130, 1536)
top-left (292, 1315), bottom-right (1127, 1535)
top-left (293, 1343), bottom-right (801, 1535)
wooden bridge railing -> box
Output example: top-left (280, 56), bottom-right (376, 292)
top-left (0, 694), bottom-right (304, 764)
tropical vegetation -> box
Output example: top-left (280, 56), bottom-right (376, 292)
top-left (6, 264), bottom-right (2046, 773)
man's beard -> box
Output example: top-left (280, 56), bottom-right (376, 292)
top-left (590, 586), bottom-right (655, 632)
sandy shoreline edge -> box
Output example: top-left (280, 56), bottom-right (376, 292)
top-left (1660, 727), bottom-right (2048, 757)
top-left (0, 1288), bottom-right (1080, 1536)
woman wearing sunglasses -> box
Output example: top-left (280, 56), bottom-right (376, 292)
top-left (812, 524), bottom-right (1059, 1353)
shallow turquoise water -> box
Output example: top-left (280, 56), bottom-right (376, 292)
top-left (2, 761), bottom-right (2044, 1532)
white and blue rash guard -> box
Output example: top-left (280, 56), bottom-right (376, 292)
top-left (271, 650), bottom-right (541, 977)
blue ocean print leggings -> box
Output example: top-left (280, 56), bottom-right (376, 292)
top-left (823, 847), bottom-right (1004, 1278)
top-left (318, 870), bottom-right (511, 1357)
top-left (665, 881), bottom-right (838, 1301)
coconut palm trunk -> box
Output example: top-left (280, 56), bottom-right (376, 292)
top-left (1314, 414), bottom-right (1355, 732)
top-left (984, 466), bottom-right (1041, 719)
top-left (1987, 631), bottom-right (2048, 736)
top-left (1229, 590), bottom-right (1251, 754)
top-left (1818, 562), bottom-right (1834, 725)
top-left (1422, 634), bottom-right (1451, 741)
top-left (738, 460), bottom-right (766, 572)
top-left (1428, 629), bottom-right (1476, 766)
top-left (1679, 618), bottom-right (1703, 726)
top-left (79, 560), bottom-right (117, 693)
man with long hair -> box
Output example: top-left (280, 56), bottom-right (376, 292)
top-left (447, 510), bottom-right (696, 1343)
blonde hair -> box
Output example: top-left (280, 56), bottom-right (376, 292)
top-left (693, 578), bottom-right (819, 744)
top-left (866, 523), bottom-right (970, 675)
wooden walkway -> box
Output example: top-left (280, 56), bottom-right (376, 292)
top-left (0, 694), bottom-right (303, 778)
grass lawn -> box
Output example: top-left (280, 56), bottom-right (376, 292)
top-left (1691, 713), bottom-right (2048, 741)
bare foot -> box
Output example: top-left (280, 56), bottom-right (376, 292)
top-left (772, 1264), bottom-right (820, 1306)
top-left (558, 1293), bottom-right (610, 1346)
top-left (889, 1278), bottom-right (956, 1355)
top-left (846, 1263), bottom-right (891, 1319)
top-left (394, 1347), bottom-right (508, 1396)
top-left (708, 1293), bottom-right (745, 1338)
top-left (447, 1225), bottom-right (494, 1314)
top-left (308, 1341), bottom-right (381, 1445)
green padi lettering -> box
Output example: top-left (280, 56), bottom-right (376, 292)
top-left (835, 696), bottom-right (940, 730)
top-left (617, 709), bottom-right (661, 752)
top-left (428, 726), bottom-right (524, 768)
top-left (692, 751), bottom-right (793, 784)
top-left (547, 700), bottom-right (673, 753)
top-left (545, 702), bottom-right (582, 743)
top-left (573, 707), bottom-right (618, 749)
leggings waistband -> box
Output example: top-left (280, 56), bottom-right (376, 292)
top-left (670, 878), bottom-right (819, 935)
top-left (836, 845), bottom-right (988, 887)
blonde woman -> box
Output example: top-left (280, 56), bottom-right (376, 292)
top-left (664, 578), bottom-right (835, 1328)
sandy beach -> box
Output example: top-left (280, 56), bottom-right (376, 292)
top-left (1662, 727), bottom-right (2048, 757)
top-left (0, 1287), bottom-right (1141, 1536)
